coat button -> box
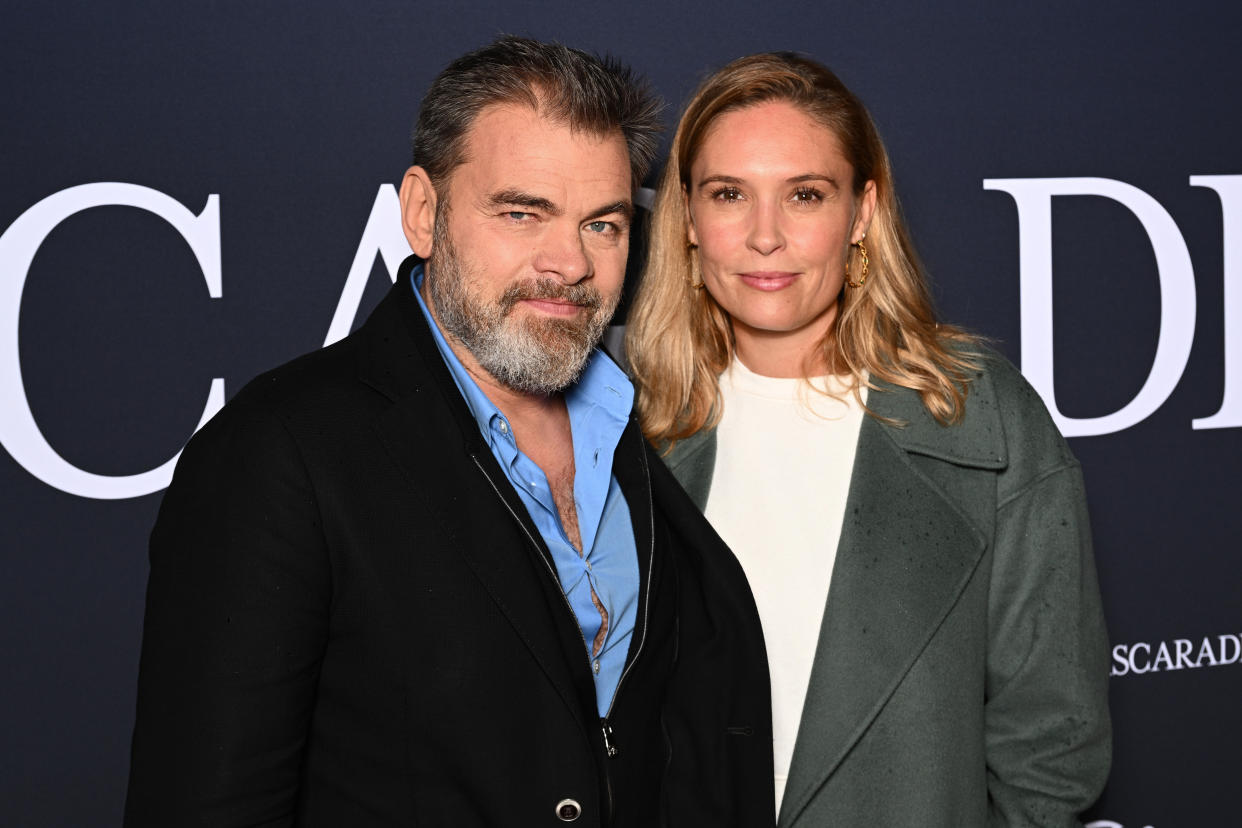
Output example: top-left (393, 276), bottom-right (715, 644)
top-left (555, 798), bottom-right (582, 821)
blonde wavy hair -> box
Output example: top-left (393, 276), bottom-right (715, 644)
top-left (626, 52), bottom-right (979, 444)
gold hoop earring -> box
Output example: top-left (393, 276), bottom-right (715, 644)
top-left (688, 245), bottom-right (706, 290)
top-left (845, 239), bottom-right (869, 288)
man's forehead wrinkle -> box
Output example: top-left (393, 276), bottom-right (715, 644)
top-left (449, 102), bottom-right (632, 221)
top-left (474, 99), bottom-right (626, 156)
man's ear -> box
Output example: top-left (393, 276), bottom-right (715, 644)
top-left (399, 166), bottom-right (438, 258)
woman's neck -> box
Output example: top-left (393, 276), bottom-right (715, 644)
top-left (733, 330), bottom-right (840, 379)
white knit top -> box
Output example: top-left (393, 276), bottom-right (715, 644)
top-left (704, 357), bottom-right (866, 815)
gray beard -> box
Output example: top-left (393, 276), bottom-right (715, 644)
top-left (426, 212), bottom-right (617, 396)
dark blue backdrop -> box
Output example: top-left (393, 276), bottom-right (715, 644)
top-left (3, 2), bottom-right (1239, 826)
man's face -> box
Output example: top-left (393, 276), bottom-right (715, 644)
top-left (424, 104), bottom-right (633, 395)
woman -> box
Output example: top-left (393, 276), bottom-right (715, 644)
top-left (626, 53), bottom-right (1110, 827)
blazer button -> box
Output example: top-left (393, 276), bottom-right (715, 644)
top-left (555, 798), bottom-right (582, 821)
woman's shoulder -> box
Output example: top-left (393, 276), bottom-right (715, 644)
top-left (956, 344), bottom-right (1079, 479)
top-left (957, 345), bottom-right (1060, 430)
top-left (654, 429), bottom-right (717, 512)
top-left (660, 428), bottom-right (714, 469)
top-left (871, 341), bottom-right (1075, 477)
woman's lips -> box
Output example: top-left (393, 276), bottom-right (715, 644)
top-left (739, 271), bottom-right (799, 291)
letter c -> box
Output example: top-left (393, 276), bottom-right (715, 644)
top-left (1128, 642), bottom-right (1152, 674)
top-left (0, 183), bottom-right (224, 499)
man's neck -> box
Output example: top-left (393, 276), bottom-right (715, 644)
top-left (444, 330), bottom-right (580, 550)
top-left (420, 279), bottom-right (569, 427)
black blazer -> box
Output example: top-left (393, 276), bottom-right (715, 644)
top-left (124, 256), bottom-right (774, 828)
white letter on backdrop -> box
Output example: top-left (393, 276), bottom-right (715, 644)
top-left (1189, 175), bottom-right (1242, 429)
top-left (0, 183), bottom-right (224, 499)
top-left (323, 184), bottom-right (412, 347)
top-left (984, 177), bottom-right (1196, 437)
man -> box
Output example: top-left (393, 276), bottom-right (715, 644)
top-left (124, 37), bottom-right (773, 827)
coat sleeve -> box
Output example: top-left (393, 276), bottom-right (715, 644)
top-left (984, 458), bottom-right (1112, 827)
top-left (124, 395), bottom-right (331, 828)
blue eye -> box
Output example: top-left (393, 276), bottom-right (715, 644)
top-left (507, 211), bottom-right (531, 221)
top-left (586, 220), bottom-right (612, 233)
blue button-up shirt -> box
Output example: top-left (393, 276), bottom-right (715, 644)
top-left (411, 266), bottom-right (639, 716)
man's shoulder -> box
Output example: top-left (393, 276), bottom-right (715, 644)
top-left (205, 336), bottom-right (376, 443)
top-left (233, 337), bottom-right (364, 415)
top-left (226, 280), bottom-right (422, 423)
top-left (190, 292), bottom-right (424, 455)
top-left (172, 338), bottom-right (365, 469)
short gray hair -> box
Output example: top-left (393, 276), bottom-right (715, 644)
top-left (412, 35), bottom-right (662, 189)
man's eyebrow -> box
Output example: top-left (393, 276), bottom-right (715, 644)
top-left (584, 200), bottom-right (634, 222)
top-left (487, 189), bottom-right (559, 214)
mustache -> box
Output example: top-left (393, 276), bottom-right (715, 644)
top-left (497, 279), bottom-right (603, 314)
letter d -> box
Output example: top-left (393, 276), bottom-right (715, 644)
top-left (1219, 634), bottom-right (1241, 665)
top-left (984, 177), bottom-right (1195, 437)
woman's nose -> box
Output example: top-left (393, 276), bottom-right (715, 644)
top-left (746, 201), bottom-right (785, 255)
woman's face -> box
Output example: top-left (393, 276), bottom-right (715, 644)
top-left (686, 99), bottom-right (875, 375)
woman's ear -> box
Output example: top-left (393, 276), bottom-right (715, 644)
top-left (852, 180), bottom-right (878, 243)
top-left (399, 166), bottom-right (438, 258)
top-left (684, 186), bottom-right (699, 247)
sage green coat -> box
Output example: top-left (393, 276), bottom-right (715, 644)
top-left (663, 352), bottom-right (1111, 828)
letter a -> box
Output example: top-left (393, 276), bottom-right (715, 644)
top-left (1151, 641), bottom-right (1174, 672)
top-left (1195, 637), bottom-right (1219, 667)
top-left (323, 184), bottom-right (411, 346)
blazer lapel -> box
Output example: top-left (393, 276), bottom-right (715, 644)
top-left (359, 262), bottom-right (593, 729)
top-left (375, 399), bottom-right (595, 721)
top-left (779, 379), bottom-right (1001, 827)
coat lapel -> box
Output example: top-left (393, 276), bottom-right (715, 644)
top-left (661, 429), bottom-right (716, 512)
top-left (778, 376), bottom-right (1005, 827)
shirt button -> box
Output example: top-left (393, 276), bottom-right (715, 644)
top-left (555, 798), bottom-right (582, 821)
top-left (592, 659), bottom-right (601, 674)
top-left (497, 421), bottom-right (508, 434)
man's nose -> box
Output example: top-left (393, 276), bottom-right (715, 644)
top-left (533, 223), bottom-right (591, 283)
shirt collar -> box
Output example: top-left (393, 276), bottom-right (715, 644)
top-left (409, 263), bottom-right (634, 442)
